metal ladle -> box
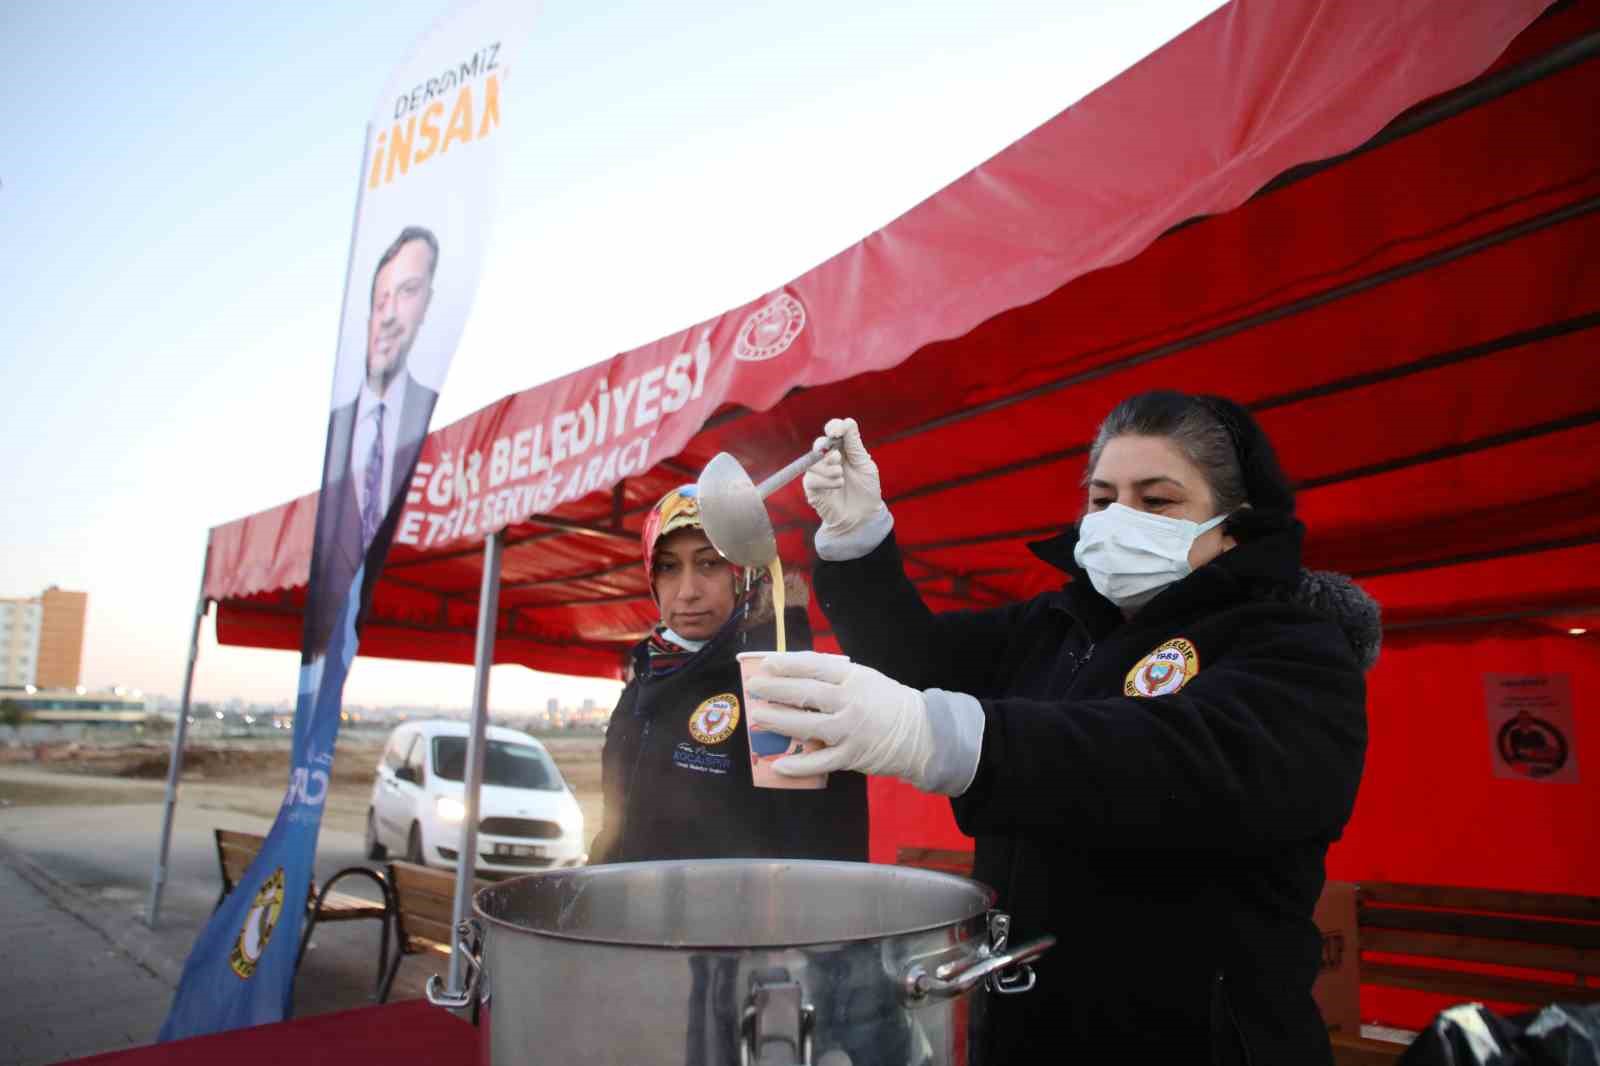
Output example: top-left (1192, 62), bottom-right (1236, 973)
top-left (696, 438), bottom-right (840, 567)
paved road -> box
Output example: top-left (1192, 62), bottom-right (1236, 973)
top-left (0, 849), bottom-right (176, 1065)
top-left (0, 770), bottom-right (449, 1063)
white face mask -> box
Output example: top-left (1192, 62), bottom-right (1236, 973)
top-left (1072, 502), bottom-right (1229, 610)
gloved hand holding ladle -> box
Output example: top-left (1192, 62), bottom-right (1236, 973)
top-left (695, 434), bottom-right (842, 569)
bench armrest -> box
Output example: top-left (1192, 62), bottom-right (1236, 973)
top-left (312, 866), bottom-right (394, 922)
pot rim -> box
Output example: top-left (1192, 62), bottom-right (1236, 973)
top-left (471, 858), bottom-right (999, 949)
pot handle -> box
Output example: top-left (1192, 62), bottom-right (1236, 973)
top-left (425, 919), bottom-right (483, 1010)
top-left (739, 968), bottom-right (814, 1066)
top-left (901, 912), bottom-right (1056, 1003)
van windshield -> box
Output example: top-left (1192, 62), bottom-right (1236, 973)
top-left (431, 738), bottom-right (563, 791)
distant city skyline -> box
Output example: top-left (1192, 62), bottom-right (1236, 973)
top-left (1, 1), bottom-right (1222, 715)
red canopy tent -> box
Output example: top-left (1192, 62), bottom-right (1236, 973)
top-left (197, 0), bottom-right (1599, 1029)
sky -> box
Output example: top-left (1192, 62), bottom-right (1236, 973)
top-left (0, 0), bottom-right (1222, 714)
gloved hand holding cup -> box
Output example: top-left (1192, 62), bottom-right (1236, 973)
top-left (738, 651), bottom-right (830, 789)
top-left (744, 652), bottom-right (939, 784)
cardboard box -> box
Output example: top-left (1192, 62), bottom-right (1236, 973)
top-left (1312, 880), bottom-right (1361, 1037)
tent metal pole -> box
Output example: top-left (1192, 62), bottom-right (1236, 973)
top-left (145, 536), bottom-right (212, 928)
top-left (448, 530), bottom-right (502, 993)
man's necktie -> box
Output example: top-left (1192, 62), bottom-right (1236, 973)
top-left (360, 403), bottom-right (386, 548)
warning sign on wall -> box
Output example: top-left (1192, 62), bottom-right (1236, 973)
top-left (1484, 674), bottom-right (1579, 783)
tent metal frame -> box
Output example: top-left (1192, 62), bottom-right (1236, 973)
top-left (145, 537), bottom-right (212, 928)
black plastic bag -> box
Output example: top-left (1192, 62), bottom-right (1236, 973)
top-left (1399, 1002), bottom-right (1600, 1066)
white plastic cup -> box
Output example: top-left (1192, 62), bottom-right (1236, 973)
top-left (738, 651), bottom-right (829, 790)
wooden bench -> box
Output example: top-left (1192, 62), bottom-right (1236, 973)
top-left (214, 828), bottom-right (392, 997)
top-left (892, 851), bottom-right (1600, 1062)
top-left (379, 860), bottom-right (488, 1004)
top-left (1336, 882), bottom-right (1600, 1065)
top-left (1356, 881), bottom-right (1600, 1010)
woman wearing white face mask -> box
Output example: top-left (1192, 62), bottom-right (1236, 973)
top-left (745, 392), bottom-right (1379, 1065)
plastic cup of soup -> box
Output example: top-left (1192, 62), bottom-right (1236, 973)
top-left (737, 651), bottom-right (830, 790)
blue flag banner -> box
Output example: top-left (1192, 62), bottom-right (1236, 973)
top-left (160, 0), bottom-right (532, 1040)
top-left (158, 573), bottom-right (365, 1037)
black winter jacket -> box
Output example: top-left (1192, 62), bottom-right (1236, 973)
top-left (815, 523), bottom-right (1373, 1065)
top-left (591, 605), bottom-right (868, 865)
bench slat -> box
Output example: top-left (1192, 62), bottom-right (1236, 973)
top-left (1361, 904), bottom-right (1600, 950)
top-left (220, 856), bottom-right (255, 883)
top-left (389, 861), bottom-right (487, 951)
top-left (894, 847), bottom-right (974, 876)
top-left (216, 832), bottom-right (262, 885)
top-left (315, 891), bottom-right (388, 921)
top-left (1330, 1032), bottom-right (1406, 1066)
top-left (1363, 961), bottom-right (1600, 1006)
top-left (1361, 883), bottom-right (1600, 923)
top-left (406, 914), bottom-right (458, 949)
top-left (1362, 927), bottom-right (1600, 977)
top-left (391, 868), bottom-right (458, 925)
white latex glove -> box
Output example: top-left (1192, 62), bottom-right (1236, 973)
top-left (803, 418), bottom-right (885, 539)
top-left (745, 651), bottom-right (937, 787)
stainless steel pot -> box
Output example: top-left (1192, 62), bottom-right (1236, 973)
top-left (426, 859), bottom-right (1052, 1066)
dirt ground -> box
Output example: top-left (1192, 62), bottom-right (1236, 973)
top-left (0, 732), bottom-right (607, 850)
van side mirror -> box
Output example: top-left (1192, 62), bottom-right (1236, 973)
top-left (395, 766), bottom-right (418, 785)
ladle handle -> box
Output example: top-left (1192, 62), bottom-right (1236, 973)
top-left (755, 438), bottom-right (841, 499)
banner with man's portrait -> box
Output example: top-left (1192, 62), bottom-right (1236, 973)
top-left (161, 0), bottom-right (533, 1039)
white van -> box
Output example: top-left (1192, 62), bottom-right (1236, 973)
top-left (366, 719), bottom-right (586, 874)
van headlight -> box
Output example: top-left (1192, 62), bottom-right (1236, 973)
top-left (435, 796), bottom-right (467, 823)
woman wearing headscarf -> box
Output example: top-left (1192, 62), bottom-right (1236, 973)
top-left (747, 393), bottom-right (1378, 1064)
top-left (589, 484), bottom-right (867, 865)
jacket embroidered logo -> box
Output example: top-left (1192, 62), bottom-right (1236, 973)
top-left (688, 693), bottom-right (740, 744)
top-left (1124, 638), bottom-right (1200, 698)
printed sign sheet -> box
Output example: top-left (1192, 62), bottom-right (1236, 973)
top-left (1484, 673), bottom-right (1580, 784)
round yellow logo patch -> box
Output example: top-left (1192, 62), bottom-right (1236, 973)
top-left (229, 867), bottom-right (286, 979)
top-left (1124, 638), bottom-right (1200, 698)
top-left (689, 693), bottom-right (740, 745)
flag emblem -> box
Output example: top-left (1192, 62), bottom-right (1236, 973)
top-left (229, 869), bottom-right (286, 980)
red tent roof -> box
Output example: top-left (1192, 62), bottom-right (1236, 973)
top-left (207, 0), bottom-right (1600, 679)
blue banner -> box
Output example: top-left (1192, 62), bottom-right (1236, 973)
top-left (160, 0), bottom-right (530, 1040)
top-left (159, 572), bottom-right (364, 1038)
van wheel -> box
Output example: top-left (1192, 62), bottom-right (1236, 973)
top-left (365, 809), bottom-right (387, 860)
top-left (406, 822), bottom-right (424, 866)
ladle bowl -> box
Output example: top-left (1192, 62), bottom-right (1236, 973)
top-left (696, 440), bottom-right (838, 568)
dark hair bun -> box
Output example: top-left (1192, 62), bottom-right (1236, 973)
top-left (1195, 395), bottom-right (1296, 539)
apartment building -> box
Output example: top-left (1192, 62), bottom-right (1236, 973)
top-left (1, 587), bottom-right (87, 690)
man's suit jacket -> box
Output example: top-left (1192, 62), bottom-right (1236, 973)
top-left (304, 372), bottom-right (438, 658)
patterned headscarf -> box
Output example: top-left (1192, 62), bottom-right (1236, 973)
top-left (639, 485), bottom-right (746, 677)
top-left (641, 485), bottom-right (745, 606)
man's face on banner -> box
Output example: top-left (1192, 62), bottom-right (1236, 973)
top-left (367, 239), bottom-right (435, 391)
